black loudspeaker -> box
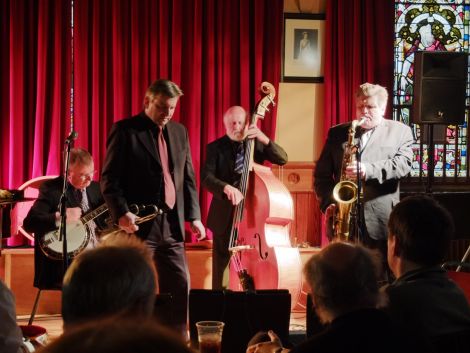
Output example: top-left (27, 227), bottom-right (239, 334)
top-left (412, 51), bottom-right (468, 125)
top-left (189, 289), bottom-right (291, 353)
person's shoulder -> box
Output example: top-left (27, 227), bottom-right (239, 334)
top-left (113, 113), bottom-right (147, 129)
top-left (384, 119), bottom-right (411, 131)
top-left (166, 120), bottom-right (189, 135)
top-left (88, 180), bottom-right (102, 192)
top-left (207, 135), bottom-right (230, 148)
top-left (41, 176), bottom-right (63, 189)
top-left (329, 122), bottom-right (350, 134)
top-left (326, 122), bottom-right (349, 139)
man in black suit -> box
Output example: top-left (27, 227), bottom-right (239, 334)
top-left (314, 83), bottom-right (413, 262)
top-left (23, 148), bottom-right (105, 290)
top-left (101, 79), bottom-right (205, 338)
top-left (384, 195), bottom-right (470, 343)
top-left (201, 105), bottom-right (287, 289)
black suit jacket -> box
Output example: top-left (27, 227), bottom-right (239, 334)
top-left (23, 177), bottom-right (104, 289)
top-left (314, 119), bottom-right (413, 240)
top-left (101, 113), bottom-right (201, 241)
top-left (291, 308), bottom-right (430, 353)
top-left (201, 135), bottom-right (288, 234)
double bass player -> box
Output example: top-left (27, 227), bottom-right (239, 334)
top-left (201, 105), bottom-right (288, 290)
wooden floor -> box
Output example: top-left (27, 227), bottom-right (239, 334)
top-left (17, 312), bottom-right (307, 345)
top-left (5, 247), bottom-right (312, 346)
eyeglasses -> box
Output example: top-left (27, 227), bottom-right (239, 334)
top-left (71, 171), bottom-right (96, 181)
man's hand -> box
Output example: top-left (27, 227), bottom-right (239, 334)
top-left (246, 331), bottom-right (288, 353)
top-left (325, 203), bottom-right (336, 241)
top-left (66, 207), bottom-right (82, 222)
top-left (190, 220), bottom-right (206, 240)
top-left (224, 184), bottom-right (244, 205)
top-left (118, 212), bottom-right (139, 233)
top-left (345, 160), bottom-right (366, 180)
top-left (246, 124), bottom-right (270, 145)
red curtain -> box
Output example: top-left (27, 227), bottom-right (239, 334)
top-left (1, 0), bottom-right (71, 188)
top-left (323, 0), bottom-right (394, 138)
top-left (1, 0), bottom-right (283, 235)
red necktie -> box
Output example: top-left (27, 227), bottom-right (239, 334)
top-left (158, 127), bottom-right (176, 209)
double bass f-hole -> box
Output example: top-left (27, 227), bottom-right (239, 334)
top-left (254, 233), bottom-right (268, 260)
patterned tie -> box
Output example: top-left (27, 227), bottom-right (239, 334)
top-left (234, 143), bottom-right (244, 174)
top-left (77, 189), bottom-right (97, 248)
top-left (158, 127), bottom-right (176, 209)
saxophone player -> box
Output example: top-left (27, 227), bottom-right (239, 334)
top-left (314, 83), bottom-right (413, 274)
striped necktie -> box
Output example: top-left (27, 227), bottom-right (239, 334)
top-left (234, 143), bottom-right (244, 174)
top-left (77, 188), bottom-right (97, 248)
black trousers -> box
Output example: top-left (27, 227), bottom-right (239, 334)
top-left (211, 228), bottom-right (231, 290)
top-left (145, 211), bottom-right (189, 338)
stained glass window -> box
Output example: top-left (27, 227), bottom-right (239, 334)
top-left (393, 0), bottom-right (469, 180)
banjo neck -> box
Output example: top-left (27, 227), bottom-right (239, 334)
top-left (81, 203), bottom-right (108, 225)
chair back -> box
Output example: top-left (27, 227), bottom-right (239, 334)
top-left (447, 270), bottom-right (470, 302)
top-left (10, 175), bottom-right (57, 246)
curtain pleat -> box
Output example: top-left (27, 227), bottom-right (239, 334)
top-left (1, 0), bottom-right (70, 188)
top-left (323, 0), bottom-right (394, 139)
top-left (1, 0), bottom-right (283, 239)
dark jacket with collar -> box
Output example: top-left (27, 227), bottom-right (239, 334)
top-left (314, 119), bottom-right (414, 240)
top-left (101, 112), bottom-right (201, 241)
top-left (23, 176), bottom-right (105, 289)
top-left (201, 134), bottom-right (287, 234)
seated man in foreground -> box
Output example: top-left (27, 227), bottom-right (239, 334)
top-left (247, 242), bottom-right (430, 353)
top-left (383, 195), bottom-right (470, 342)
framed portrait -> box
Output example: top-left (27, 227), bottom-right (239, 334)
top-left (282, 13), bottom-right (325, 83)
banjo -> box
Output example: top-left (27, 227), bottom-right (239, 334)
top-left (39, 203), bottom-right (108, 260)
top-left (39, 203), bottom-right (162, 260)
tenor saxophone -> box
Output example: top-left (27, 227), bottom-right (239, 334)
top-left (331, 118), bottom-right (365, 240)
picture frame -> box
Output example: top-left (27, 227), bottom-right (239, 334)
top-left (282, 13), bottom-right (325, 83)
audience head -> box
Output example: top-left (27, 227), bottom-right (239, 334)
top-left (303, 242), bottom-right (381, 323)
top-left (223, 105), bottom-right (248, 142)
top-left (61, 233), bottom-right (157, 329)
top-left (38, 316), bottom-right (194, 353)
top-left (144, 79), bottom-right (183, 128)
top-left (387, 195), bottom-right (454, 276)
top-left (354, 82), bottom-right (388, 130)
top-left (68, 148), bottom-right (95, 190)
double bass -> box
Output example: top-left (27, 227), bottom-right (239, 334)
top-left (228, 82), bottom-right (302, 309)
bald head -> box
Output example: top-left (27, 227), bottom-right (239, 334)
top-left (223, 106), bottom-right (248, 141)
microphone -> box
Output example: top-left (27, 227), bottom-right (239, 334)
top-left (65, 130), bottom-right (78, 144)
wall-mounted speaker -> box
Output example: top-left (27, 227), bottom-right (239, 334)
top-left (412, 51), bottom-right (468, 125)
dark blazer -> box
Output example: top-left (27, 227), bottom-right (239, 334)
top-left (101, 113), bottom-right (201, 240)
top-left (314, 119), bottom-right (413, 240)
top-left (291, 308), bottom-right (430, 353)
top-left (23, 177), bottom-right (104, 289)
top-left (383, 266), bottom-right (470, 339)
top-left (201, 135), bottom-right (288, 234)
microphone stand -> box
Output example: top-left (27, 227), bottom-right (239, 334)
top-left (354, 146), bottom-right (364, 244)
top-left (58, 131), bottom-right (77, 272)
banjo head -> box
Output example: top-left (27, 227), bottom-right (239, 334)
top-left (41, 221), bottom-right (90, 260)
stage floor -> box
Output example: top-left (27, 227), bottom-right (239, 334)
top-left (17, 311), bottom-right (307, 347)
top-left (2, 246), bottom-right (320, 316)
